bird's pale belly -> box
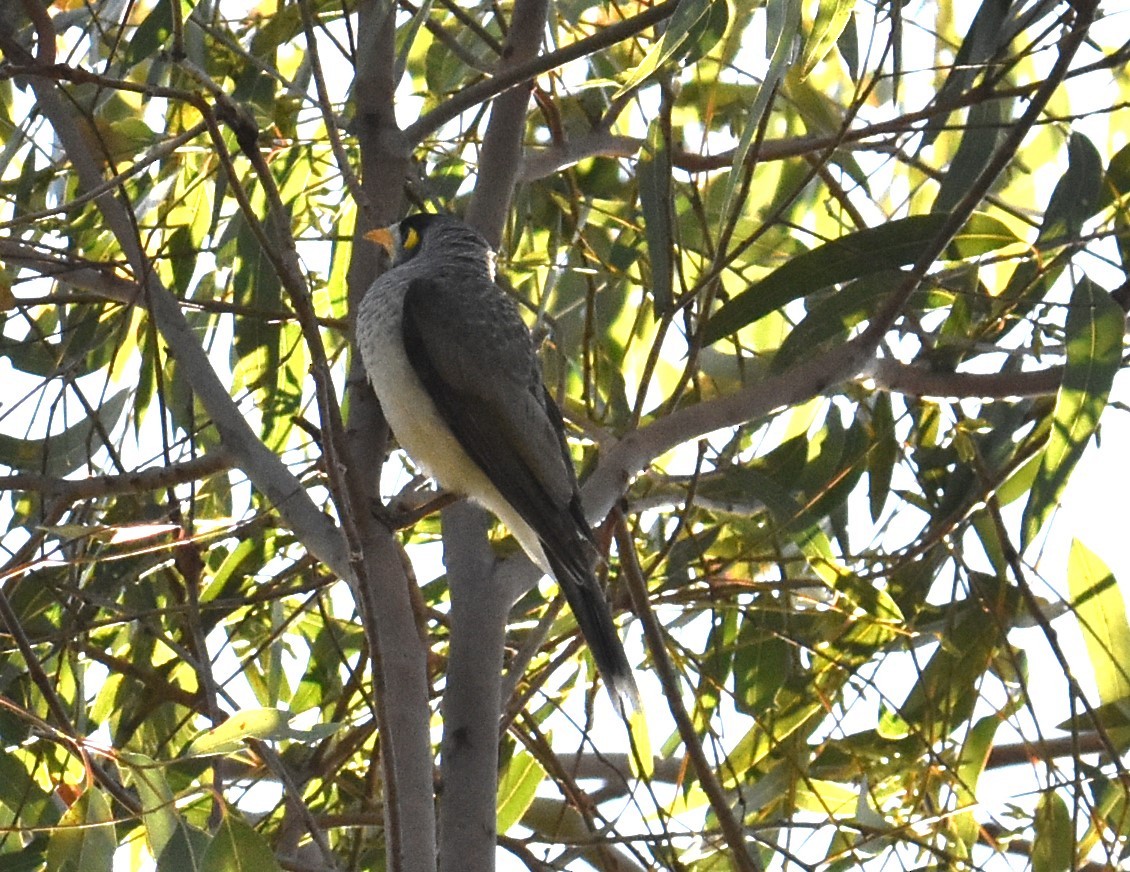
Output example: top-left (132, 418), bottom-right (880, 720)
top-left (358, 288), bottom-right (548, 570)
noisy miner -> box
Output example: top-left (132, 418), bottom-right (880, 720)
top-left (357, 213), bottom-right (639, 715)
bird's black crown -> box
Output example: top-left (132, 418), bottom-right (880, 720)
top-left (398, 212), bottom-right (444, 240)
top-left (395, 213), bottom-right (492, 266)
top-left (394, 213), bottom-right (444, 261)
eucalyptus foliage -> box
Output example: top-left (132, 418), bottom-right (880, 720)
top-left (0, 0), bottom-right (1128, 870)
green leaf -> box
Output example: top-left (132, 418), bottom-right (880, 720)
top-left (229, 198), bottom-right (283, 384)
top-left (0, 313), bottom-right (71, 378)
top-left (497, 750), bottom-right (546, 835)
top-left (614, 0), bottom-right (715, 97)
top-left (866, 393), bottom-right (896, 522)
top-left (120, 754), bottom-right (207, 872)
top-left (716, 0), bottom-right (801, 224)
top-left (697, 464), bottom-right (800, 525)
top-left (201, 535), bottom-right (270, 605)
top-left (1032, 791), bottom-right (1073, 872)
top-left (638, 115), bottom-right (674, 314)
top-left (799, 0), bottom-right (855, 78)
top-left (835, 573), bottom-right (904, 626)
top-left (771, 270), bottom-right (904, 372)
top-left (921, 0), bottom-right (1012, 148)
top-left (156, 823), bottom-right (210, 872)
top-left (952, 715), bottom-right (1000, 847)
top-left (521, 797), bottom-right (591, 849)
top-left (201, 812), bottom-right (282, 872)
top-left (1021, 279), bottom-right (1122, 549)
top-left (795, 413), bottom-right (871, 536)
top-left (183, 708), bottom-right (341, 758)
top-left (125, 0), bottom-right (174, 68)
top-left (122, 753), bottom-right (180, 861)
top-left (994, 133), bottom-right (1105, 334)
top-left (1101, 142), bottom-right (1130, 271)
top-left (723, 689), bottom-right (824, 782)
top-left (0, 390), bottom-right (129, 477)
top-left (1100, 140), bottom-right (1130, 211)
top-left (734, 610), bottom-right (791, 715)
top-left (836, 11), bottom-right (859, 80)
top-left (682, 0), bottom-right (730, 67)
top-left (993, 452), bottom-right (1040, 507)
top-left (875, 705), bottom-right (909, 740)
top-left (932, 99), bottom-right (1006, 213)
top-left (393, 0), bottom-right (434, 87)
top-left (0, 747), bottom-right (55, 825)
top-left (899, 597), bottom-right (1005, 743)
top-left (1068, 540), bottom-right (1130, 706)
top-left (1055, 699), bottom-right (1130, 741)
top-left (703, 213), bottom-right (1018, 345)
top-left (0, 838), bottom-right (47, 872)
top-left (45, 788), bottom-right (116, 872)
top-left (1041, 132), bottom-right (1103, 243)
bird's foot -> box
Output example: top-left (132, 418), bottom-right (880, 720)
top-left (371, 489), bottom-right (460, 531)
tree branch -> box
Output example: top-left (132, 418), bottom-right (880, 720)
top-left (437, 502), bottom-right (512, 872)
top-left (464, 0), bottom-right (547, 244)
top-left (584, 338), bottom-right (871, 523)
top-left (0, 40), bottom-right (353, 582)
top-left (613, 510), bottom-right (763, 872)
top-left (440, 3), bottom-right (549, 866)
top-left (869, 358), bottom-right (1065, 399)
top-left (0, 453), bottom-right (234, 500)
top-left (346, 3), bottom-right (439, 871)
top-left (0, 238), bottom-right (141, 303)
top-left (401, 0), bottom-right (678, 144)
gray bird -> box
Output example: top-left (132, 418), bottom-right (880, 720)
top-left (357, 213), bottom-right (639, 715)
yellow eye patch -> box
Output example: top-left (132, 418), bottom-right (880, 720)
top-left (403, 226), bottom-right (420, 251)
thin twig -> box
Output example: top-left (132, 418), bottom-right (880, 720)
top-left (402, 0), bottom-right (678, 143)
top-left (1, 453), bottom-right (234, 501)
top-left (299, 0), bottom-right (371, 222)
top-left (612, 509), bottom-right (764, 872)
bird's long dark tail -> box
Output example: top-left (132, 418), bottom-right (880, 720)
top-left (544, 547), bottom-right (640, 717)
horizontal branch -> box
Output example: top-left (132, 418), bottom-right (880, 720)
top-left (517, 129), bottom-right (890, 182)
top-left (555, 729), bottom-right (1120, 793)
top-left (0, 453), bottom-right (233, 501)
top-left (584, 337), bottom-right (873, 522)
top-left (868, 358), bottom-right (1064, 398)
top-left (0, 238), bottom-right (142, 303)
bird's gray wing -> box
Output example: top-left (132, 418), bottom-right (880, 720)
top-left (401, 275), bottom-right (584, 548)
top-left (402, 276), bottom-right (638, 711)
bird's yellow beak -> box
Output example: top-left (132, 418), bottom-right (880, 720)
top-left (365, 227), bottom-right (395, 254)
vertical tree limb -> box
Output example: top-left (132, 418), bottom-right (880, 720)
top-left (464, 0), bottom-right (549, 244)
top-left (436, 2), bottom-right (549, 867)
top-left (346, 3), bottom-right (438, 871)
top-left (437, 501), bottom-right (512, 872)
